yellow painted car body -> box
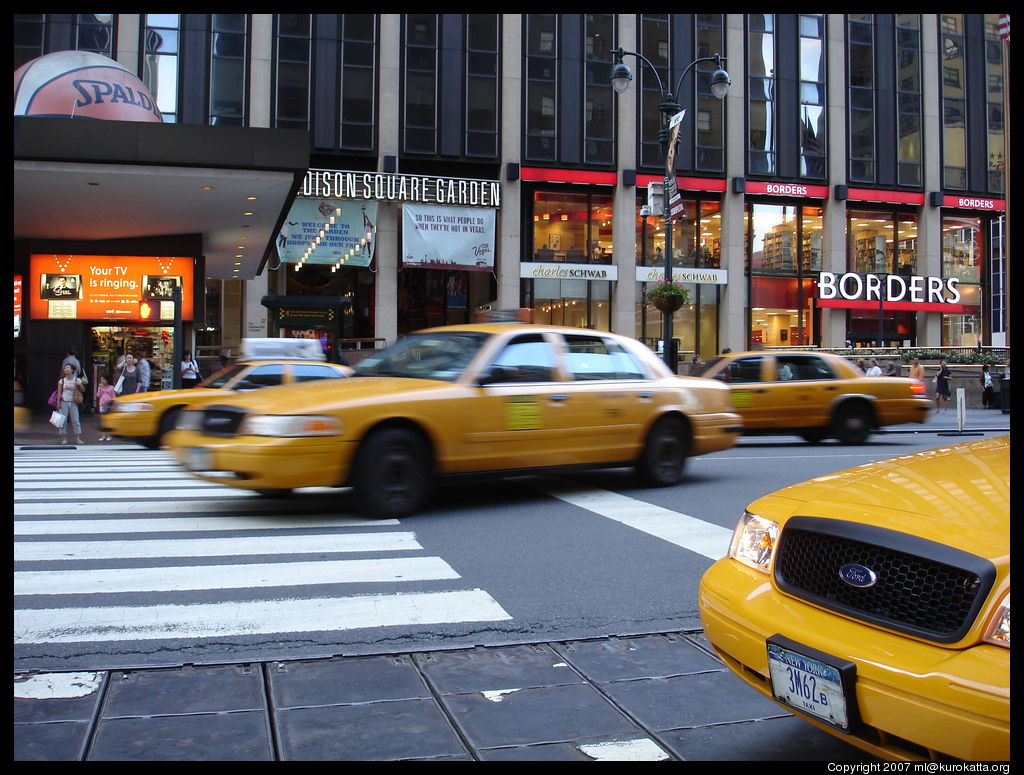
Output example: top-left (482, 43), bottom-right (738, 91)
top-left (101, 359), bottom-right (352, 448)
top-left (699, 435), bottom-right (1009, 761)
top-left (697, 350), bottom-right (932, 443)
top-left (167, 323), bottom-right (742, 515)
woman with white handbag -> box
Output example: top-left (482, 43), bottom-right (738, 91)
top-left (55, 362), bottom-right (85, 445)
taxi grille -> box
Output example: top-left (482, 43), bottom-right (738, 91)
top-left (199, 406), bottom-right (247, 436)
top-left (774, 517), bottom-right (995, 643)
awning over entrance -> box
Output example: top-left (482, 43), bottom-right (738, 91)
top-left (13, 117), bottom-right (310, 280)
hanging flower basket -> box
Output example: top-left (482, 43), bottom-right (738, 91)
top-left (643, 280), bottom-right (690, 313)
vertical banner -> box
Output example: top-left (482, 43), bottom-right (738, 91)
top-left (666, 109), bottom-right (686, 221)
top-left (278, 200), bottom-right (378, 267)
top-left (402, 204), bottom-right (495, 271)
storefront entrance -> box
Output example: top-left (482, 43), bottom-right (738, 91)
top-left (91, 325), bottom-right (176, 392)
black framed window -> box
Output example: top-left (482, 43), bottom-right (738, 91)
top-left (583, 14), bottom-right (614, 165)
top-left (984, 15), bottom-right (1006, 194)
top-left (847, 14), bottom-right (875, 183)
top-left (142, 14), bottom-right (181, 123)
top-left (466, 14), bottom-right (499, 157)
top-left (940, 14), bottom-right (968, 190)
top-left (13, 14), bottom-right (45, 70)
top-left (896, 15), bottom-right (923, 186)
top-left (525, 14), bottom-right (558, 161)
top-left (341, 14), bottom-right (377, 150)
top-left (695, 14), bottom-right (726, 173)
top-left (638, 14), bottom-right (670, 169)
top-left (747, 14), bottom-right (776, 175)
top-left (799, 14), bottom-right (826, 179)
top-left (403, 14), bottom-right (439, 154)
top-left (76, 14), bottom-right (115, 57)
top-left (209, 14), bottom-right (247, 126)
top-left (274, 14), bottom-right (311, 130)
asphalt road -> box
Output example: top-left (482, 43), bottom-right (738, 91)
top-left (13, 411), bottom-right (1010, 760)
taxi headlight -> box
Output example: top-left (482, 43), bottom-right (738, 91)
top-left (115, 402), bottom-right (155, 413)
top-left (239, 414), bottom-right (343, 437)
top-left (175, 410), bottom-right (203, 431)
top-left (728, 511), bottom-right (780, 573)
top-left (984, 592), bottom-right (1009, 648)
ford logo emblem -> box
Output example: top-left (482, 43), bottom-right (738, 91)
top-left (838, 563), bottom-right (878, 588)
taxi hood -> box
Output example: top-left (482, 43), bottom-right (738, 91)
top-left (764, 436), bottom-right (1009, 537)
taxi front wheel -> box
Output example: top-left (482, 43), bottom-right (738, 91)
top-left (636, 416), bottom-right (691, 486)
top-left (351, 428), bottom-right (433, 517)
top-left (833, 403), bottom-right (872, 445)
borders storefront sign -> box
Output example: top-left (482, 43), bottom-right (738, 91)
top-left (815, 271), bottom-right (969, 312)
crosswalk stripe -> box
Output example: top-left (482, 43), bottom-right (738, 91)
top-left (520, 476), bottom-right (733, 561)
top-left (14, 498), bottom-right (345, 516)
top-left (15, 532), bottom-right (421, 561)
top-left (15, 557), bottom-right (461, 595)
top-left (16, 487), bottom-right (260, 501)
top-left (15, 516), bottom-right (398, 535)
top-left (14, 589), bottom-right (513, 644)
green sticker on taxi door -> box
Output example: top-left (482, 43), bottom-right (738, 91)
top-left (505, 396), bottom-right (542, 430)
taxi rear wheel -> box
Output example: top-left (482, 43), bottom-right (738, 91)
top-left (351, 428), bottom-right (433, 517)
top-left (833, 403), bottom-right (872, 445)
top-left (636, 416), bottom-right (691, 486)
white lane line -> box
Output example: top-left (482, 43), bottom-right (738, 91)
top-left (14, 498), bottom-right (345, 516)
top-left (15, 488), bottom-right (263, 502)
top-left (522, 477), bottom-right (732, 561)
top-left (16, 480), bottom-right (231, 490)
top-left (14, 532), bottom-right (421, 562)
top-left (14, 589), bottom-right (513, 643)
top-left (14, 516), bottom-right (398, 535)
top-left (15, 557), bottom-right (461, 595)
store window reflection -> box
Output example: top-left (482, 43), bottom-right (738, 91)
top-left (527, 278), bottom-right (610, 330)
top-left (848, 210), bottom-right (919, 275)
top-left (531, 192), bottom-right (613, 263)
top-left (942, 215), bottom-right (983, 346)
top-left (636, 198), bottom-right (722, 268)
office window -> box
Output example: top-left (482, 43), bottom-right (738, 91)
top-left (695, 14), bottom-right (726, 173)
top-left (142, 14), bottom-right (181, 123)
top-left (941, 14), bottom-right (967, 189)
top-left (847, 14), bottom-right (875, 182)
top-left (525, 14), bottom-right (558, 161)
top-left (984, 14), bottom-right (1006, 194)
top-left (466, 14), bottom-right (499, 157)
top-left (799, 14), bottom-right (826, 178)
top-left (638, 14), bottom-right (670, 169)
top-left (76, 14), bottom-right (115, 57)
top-left (895, 15), bottom-right (923, 186)
top-left (404, 14), bottom-right (439, 154)
top-left (209, 14), bottom-right (247, 126)
top-left (583, 14), bottom-right (614, 165)
top-left (274, 14), bottom-right (311, 130)
top-left (341, 14), bottom-right (376, 150)
top-left (748, 14), bottom-right (776, 175)
top-left (13, 14), bottom-right (45, 70)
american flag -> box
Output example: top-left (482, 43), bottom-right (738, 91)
top-left (999, 13), bottom-right (1010, 44)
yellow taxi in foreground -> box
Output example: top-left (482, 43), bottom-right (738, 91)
top-left (696, 350), bottom-right (931, 444)
top-left (102, 339), bottom-right (352, 449)
top-left (167, 323), bottom-right (742, 516)
top-left (699, 435), bottom-right (1009, 761)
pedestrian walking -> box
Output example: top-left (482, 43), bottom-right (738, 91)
top-left (865, 358), bottom-right (882, 376)
top-left (181, 350), bottom-right (202, 388)
top-left (95, 375), bottom-right (117, 440)
top-left (135, 352), bottom-right (152, 393)
top-left (980, 364), bottom-right (994, 409)
top-left (909, 357), bottom-right (925, 381)
top-left (116, 354), bottom-right (140, 396)
top-left (935, 359), bottom-right (952, 413)
top-left (56, 363), bottom-right (84, 444)
top-left (883, 361), bottom-right (897, 376)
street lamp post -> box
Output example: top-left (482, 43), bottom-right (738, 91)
top-left (610, 47), bottom-right (730, 370)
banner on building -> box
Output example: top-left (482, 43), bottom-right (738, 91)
top-left (402, 204), bottom-right (495, 271)
top-left (277, 199), bottom-right (378, 267)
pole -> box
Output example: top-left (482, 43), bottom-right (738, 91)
top-left (172, 285), bottom-right (183, 390)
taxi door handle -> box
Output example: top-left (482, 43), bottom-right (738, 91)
top-left (638, 391), bottom-right (654, 399)
top-left (754, 388), bottom-right (768, 393)
top-left (824, 385), bottom-right (838, 390)
top-left (550, 394), bottom-right (570, 402)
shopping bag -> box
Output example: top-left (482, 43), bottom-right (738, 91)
top-left (48, 390), bottom-right (59, 409)
top-left (114, 375), bottom-right (125, 395)
top-left (49, 410), bottom-right (67, 429)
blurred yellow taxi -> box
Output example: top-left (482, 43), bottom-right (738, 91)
top-left (699, 435), bottom-right (1009, 761)
top-left (167, 322), bottom-right (742, 516)
top-left (697, 350), bottom-right (931, 444)
top-left (102, 339), bottom-right (352, 449)
top-left (14, 379), bottom-right (29, 431)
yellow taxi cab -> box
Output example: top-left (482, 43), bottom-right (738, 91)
top-left (101, 339), bottom-right (352, 449)
top-left (166, 322), bottom-right (743, 516)
top-left (699, 435), bottom-right (1009, 761)
top-left (696, 350), bottom-right (931, 444)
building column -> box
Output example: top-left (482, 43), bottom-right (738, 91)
top-left (498, 15), bottom-right (523, 310)
top-left (611, 15), bottom-right (638, 337)
top-left (375, 14), bottom-right (402, 345)
top-left (824, 13), bottom-right (848, 348)
top-left (917, 13), bottom-right (943, 348)
top-left (719, 14), bottom-right (747, 353)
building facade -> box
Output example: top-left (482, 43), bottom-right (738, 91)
top-left (14, 13), bottom-right (1010, 370)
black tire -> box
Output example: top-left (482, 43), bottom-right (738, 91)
top-left (799, 428), bottom-right (827, 444)
top-left (256, 488), bottom-right (293, 498)
top-left (833, 403), bottom-right (872, 445)
top-left (636, 416), bottom-right (691, 486)
top-left (351, 428), bottom-right (432, 517)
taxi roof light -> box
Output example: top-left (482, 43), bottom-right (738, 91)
top-left (240, 338), bottom-right (325, 362)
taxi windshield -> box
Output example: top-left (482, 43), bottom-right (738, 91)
top-left (198, 364), bottom-right (247, 389)
top-left (696, 357), bottom-right (725, 378)
top-left (354, 332), bottom-right (490, 382)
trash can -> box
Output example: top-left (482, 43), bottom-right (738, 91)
top-left (999, 376), bottom-right (1010, 414)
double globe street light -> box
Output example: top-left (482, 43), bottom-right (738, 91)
top-left (610, 47), bottom-right (730, 370)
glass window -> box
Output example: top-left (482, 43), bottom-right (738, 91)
top-left (848, 16), bottom-right (875, 182)
top-left (941, 15), bottom-right (967, 189)
top-left (466, 14), bottom-right (499, 157)
top-left (14, 14), bottom-right (45, 70)
top-left (525, 14), bottom-right (557, 161)
top-left (235, 365), bottom-right (286, 390)
top-left (341, 15), bottom-right (376, 150)
top-left (747, 15), bottom-right (776, 174)
top-left (210, 14), bottom-right (247, 126)
top-left (143, 14), bottom-right (180, 122)
top-left (404, 14), bottom-right (438, 154)
top-left (695, 15), bottom-right (726, 172)
top-left (292, 364), bottom-right (346, 383)
top-left (274, 14), bottom-right (311, 130)
top-left (799, 14), bottom-right (826, 178)
top-left (896, 14), bottom-right (923, 185)
top-left (563, 335), bottom-right (645, 381)
top-left (775, 354), bottom-right (835, 381)
top-left (716, 356), bottom-right (765, 383)
top-left (583, 14), bottom-right (614, 165)
top-left (984, 14), bottom-right (1006, 194)
top-left (489, 334), bottom-right (558, 383)
top-left (638, 15), bottom-right (670, 169)
top-left (530, 192), bottom-right (613, 264)
top-left (942, 215), bottom-right (982, 284)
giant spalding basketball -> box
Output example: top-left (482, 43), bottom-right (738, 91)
top-left (13, 50), bottom-right (163, 122)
